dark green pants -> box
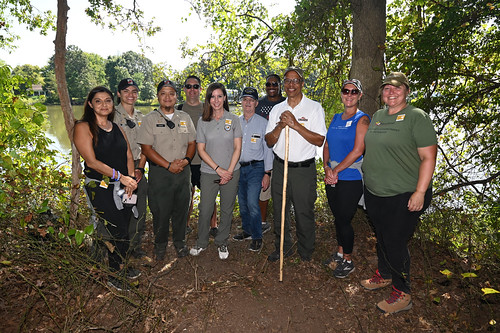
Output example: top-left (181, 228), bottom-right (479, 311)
top-left (148, 164), bottom-right (190, 256)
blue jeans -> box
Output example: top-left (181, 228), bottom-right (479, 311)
top-left (238, 161), bottom-right (264, 240)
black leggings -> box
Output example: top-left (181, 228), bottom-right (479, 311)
top-left (326, 180), bottom-right (363, 254)
top-left (364, 187), bottom-right (432, 294)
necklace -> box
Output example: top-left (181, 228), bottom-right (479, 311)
top-left (98, 120), bottom-right (112, 131)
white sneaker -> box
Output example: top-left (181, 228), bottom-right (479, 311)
top-left (189, 246), bottom-right (206, 256)
top-left (218, 245), bottom-right (229, 260)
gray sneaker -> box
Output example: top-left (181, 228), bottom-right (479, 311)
top-left (333, 259), bottom-right (355, 278)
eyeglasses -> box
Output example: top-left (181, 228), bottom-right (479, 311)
top-left (265, 82), bottom-right (279, 87)
top-left (165, 119), bottom-right (175, 129)
top-left (126, 119), bottom-right (136, 129)
top-left (184, 84), bottom-right (200, 90)
top-left (341, 88), bottom-right (360, 95)
top-left (283, 78), bottom-right (302, 85)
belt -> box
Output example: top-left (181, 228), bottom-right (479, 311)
top-left (239, 160), bottom-right (263, 167)
top-left (274, 153), bottom-right (315, 168)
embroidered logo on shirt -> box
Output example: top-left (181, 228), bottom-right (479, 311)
top-left (224, 119), bottom-right (232, 131)
top-left (375, 121), bottom-right (381, 126)
top-left (298, 117), bottom-right (308, 122)
top-left (396, 114), bottom-right (406, 121)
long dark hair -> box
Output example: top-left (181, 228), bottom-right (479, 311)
top-left (78, 86), bottom-right (115, 146)
top-left (202, 82), bottom-right (229, 121)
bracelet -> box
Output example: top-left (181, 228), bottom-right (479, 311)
top-left (184, 156), bottom-right (192, 165)
top-left (136, 167), bottom-right (145, 174)
top-left (112, 168), bottom-right (116, 179)
top-left (265, 171), bottom-right (272, 176)
top-left (167, 162), bottom-right (171, 170)
top-left (215, 165), bottom-right (219, 171)
top-left (116, 171), bottom-right (121, 181)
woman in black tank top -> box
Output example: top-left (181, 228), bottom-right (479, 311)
top-left (74, 86), bottom-right (139, 291)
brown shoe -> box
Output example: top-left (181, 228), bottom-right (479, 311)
top-left (376, 287), bottom-right (412, 314)
top-left (360, 270), bottom-right (392, 290)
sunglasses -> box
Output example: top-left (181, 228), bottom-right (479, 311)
top-left (165, 119), bottom-right (175, 129)
top-left (341, 88), bottom-right (360, 95)
top-left (185, 84), bottom-right (200, 89)
top-left (126, 119), bottom-right (136, 129)
top-left (265, 82), bottom-right (279, 87)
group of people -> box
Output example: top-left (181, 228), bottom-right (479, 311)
top-left (74, 68), bottom-right (437, 315)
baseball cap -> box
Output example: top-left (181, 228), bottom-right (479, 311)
top-left (380, 72), bottom-right (410, 89)
top-left (342, 79), bottom-right (363, 93)
top-left (283, 66), bottom-right (304, 80)
top-left (240, 87), bottom-right (258, 101)
top-left (157, 80), bottom-right (177, 93)
top-left (118, 78), bottom-right (138, 91)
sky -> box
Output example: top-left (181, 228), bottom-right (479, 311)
top-left (0, 0), bottom-right (295, 71)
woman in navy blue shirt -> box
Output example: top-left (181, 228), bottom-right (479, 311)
top-left (323, 79), bottom-right (370, 278)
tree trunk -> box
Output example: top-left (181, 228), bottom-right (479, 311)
top-left (55, 0), bottom-right (81, 224)
top-left (350, 0), bottom-right (386, 117)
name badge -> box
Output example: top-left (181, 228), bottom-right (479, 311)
top-left (224, 119), bottom-right (232, 131)
top-left (396, 114), bottom-right (406, 121)
top-left (156, 123), bottom-right (166, 127)
top-left (346, 121), bottom-right (352, 127)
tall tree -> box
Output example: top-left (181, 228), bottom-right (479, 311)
top-left (350, 0), bottom-right (386, 117)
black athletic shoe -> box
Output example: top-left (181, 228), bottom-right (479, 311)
top-left (333, 259), bottom-right (355, 278)
top-left (233, 231), bottom-right (252, 241)
top-left (107, 277), bottom-right (131, 291)
top-left (177, 246), bottom-right (189, 258)
top-left (249, 239), bottom-right (263, 252)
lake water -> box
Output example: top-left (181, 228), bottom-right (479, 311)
top-left (45, 105), bottom-right (239, 161)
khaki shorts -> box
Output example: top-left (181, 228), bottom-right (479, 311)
top-left (259, 173), bottom-right (272, 201)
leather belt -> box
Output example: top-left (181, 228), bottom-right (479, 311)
top-left (274, 153), bottom-right (315, 168)
top-left (239, 160), bottom-right (263, 167)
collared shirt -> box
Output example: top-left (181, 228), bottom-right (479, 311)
top-left (137, 109), bottom-right (196, 162)
top-left (197, 110), bottom-right (242, 174)
top-left (265, 95), bottom-right (327, 162)
top-left (114, 104), bottom-right (144, 160)
top-left (239, 113), bottom-right (273, 171)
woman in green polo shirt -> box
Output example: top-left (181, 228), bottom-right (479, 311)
top-left (360, 72), bottom-right (437, 314)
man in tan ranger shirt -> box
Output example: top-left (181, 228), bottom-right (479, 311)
top-left (138, 80), bottom-right (196, 261)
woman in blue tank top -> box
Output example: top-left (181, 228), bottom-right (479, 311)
top-left (322, 79), bottom-right (370, 278)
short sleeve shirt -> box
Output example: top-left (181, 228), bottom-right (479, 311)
top-left (362, 104), bottom-right (437, 197)
top-left (113, 104), bottom-right (144, 161)
top-left (179, 103), bottom-right (203, 165)
top-left (137, 109), bottom-right (196, 162)
top-left (265, 95), bottom-right (327, 162)
top-left (197, 110), bottom-right (242, 174)
top-left (239, 113), bottom-right (273, 171)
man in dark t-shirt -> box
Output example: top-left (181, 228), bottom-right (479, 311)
top-left (255, 74), bottom-right (286, 232)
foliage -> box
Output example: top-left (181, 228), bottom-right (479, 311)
top-left (0, 0), bottom-right (55, 50)
top-left (0, 64), bottom-right (70, 225)
top-left (12, 64), bottom-right (44, 91)
top-left (387, 0), bottom-right (500, 262)
top-left (105, 50), bottom-right (155, 101)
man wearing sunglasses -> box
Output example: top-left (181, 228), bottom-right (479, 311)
top-left (138, 80), bottom-right (196, 260)
top-left (114, 78), bottom-right (149, 262)
top-left (179, 76), bottom-right (219, 238)
top-left (265, 67), bottom-right (327, 262)
top-left (255, 74), bottom-right (286, 235)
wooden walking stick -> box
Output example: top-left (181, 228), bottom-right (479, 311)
top-left (279, 125), bottom-right (290, 282)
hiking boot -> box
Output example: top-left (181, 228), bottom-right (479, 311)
top-left (333, 259), bottom-right (355, 278)
top-left (177, 246), bottom-right (189, 258)
top-left (233, 231), bottom-right (252, 241)
top-left (267, 248), bottom-right (294, 262)
top-left (376, 286), bottom-right (412, 314)
top-left (322, 252), bottom-right (343, 268)
top-left (262, 222), bottom-right (271, 234)
top-left (189, 246), bottom-right (206, 256)
top-left (360, 270), bottom-right (392, 290)
top-left (249, 239), bottom-right (263, 252)
top-left (209, 227), bottom-right (218, 237)
top-left (107, 276), bottom-right (131, 291)
top-left (218, 245), bottom-right (229, 260)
